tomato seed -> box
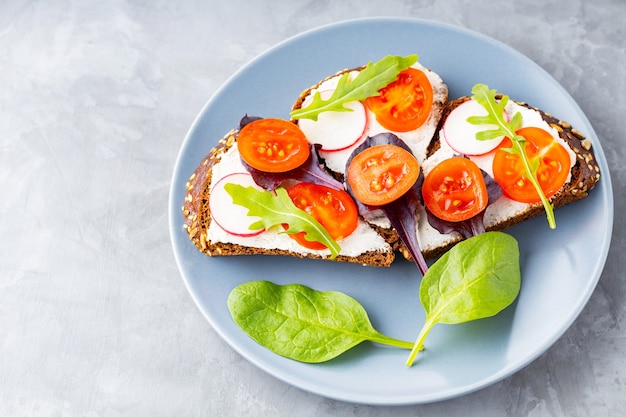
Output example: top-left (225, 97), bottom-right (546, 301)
top-left (320, 194), bottom-right (332, 205)
top-left (384, 175), bottom-right (396, 188)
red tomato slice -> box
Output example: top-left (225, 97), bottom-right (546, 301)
top-left (237, 118), bottom-right (310, 173)
top-left (346, 144), bottom-right (420, 206)
top-left (366, 67), bottom-right (433, 132)
top-left (422, 157), bottom-right (489, 222)
top-left (286, 182), bottom-right (358, 250)
top-left (492, 127), bottom-right (571, 203)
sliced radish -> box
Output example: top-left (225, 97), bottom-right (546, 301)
top-left (297, 89), bottom-right (368, 152)
top-left (442, 99), bottom-right (505, 156)
top-left (209, 172), bottom-right (265, 237)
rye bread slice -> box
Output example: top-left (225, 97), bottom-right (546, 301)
top-left (182, 129), bottom-right (396, 267)
top-left (183, 69), bottom-right (599, 267)
top-left (397, 96), bottom-right (602, 260)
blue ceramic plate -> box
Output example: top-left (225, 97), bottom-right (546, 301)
top-left (169, 18), bottom-right (613, 405)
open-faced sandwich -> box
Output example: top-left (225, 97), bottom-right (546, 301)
top-left (182, 55), bottom-right (600, 269)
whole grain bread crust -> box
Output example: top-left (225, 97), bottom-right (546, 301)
top-left (182, 129), bottom-right (396, 267)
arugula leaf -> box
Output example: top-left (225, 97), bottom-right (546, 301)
top-left (467, 83), bottom-right (557, 229)
top-left (290, 54), bottom-right (418, 121)
top-left (224, 183), bottom-right (341, 258)
top-left (228, 280), bottom-right (414, 363)
top-left (406, 231), bottom-right (520, 366)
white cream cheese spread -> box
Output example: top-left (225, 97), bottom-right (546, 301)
top-left (207, 69), bottom-right (576, 260)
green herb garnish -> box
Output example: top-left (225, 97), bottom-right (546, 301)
top-left (467, 83), bottom-right (557, 229)
top-left (224, 183), bottom-right (340, 258)
top-left (290, 54), bottom-right (418, 121)
top-left (406, 231), bottom-right (520, 366)
top-left (227, 280), bottom-right (414, 363)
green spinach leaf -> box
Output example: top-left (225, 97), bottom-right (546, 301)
top-left (228, 280), bottom-right (414, 363)
top-left (406, 231), bottom-right (521, 366)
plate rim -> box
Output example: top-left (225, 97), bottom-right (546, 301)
top-left (168, 16), bottom-right (614, 405)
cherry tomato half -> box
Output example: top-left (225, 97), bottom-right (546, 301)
top-left (286, 182), bottom-right (359, 250)
top-left (346, 144), bottom-right (420, 206)
top-left (492, 127), bottom-right (571, 203)
top-left (422, 157), bottom-right (489, 222)
top-left (237, 118), bottom-right (310, 173)
top-left (366, 67), bottom-right (434, 132)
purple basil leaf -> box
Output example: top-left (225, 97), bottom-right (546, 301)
top-left (243, 144), bottom-right (344, 192)
top-left (345, 132), bottom-right (429, 276)
top-left (425, 208), bottom-right (479, 239)
top-left (345, 132), bottom-right (417, 218)
top-left (347, 132), bottom-right (415, 163)
top-left (294, 144), bottom-right (345, 190)
top-left (239, 114), bottom-right (262, 129)
top-left (380, 177), bottom-right (428, 276)
top-left (485, 170), bottom-right (503, 203)
top-left (243, 161), bottom-right (285, 191)
top-left (236, 115), bottom-right (344, 191)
